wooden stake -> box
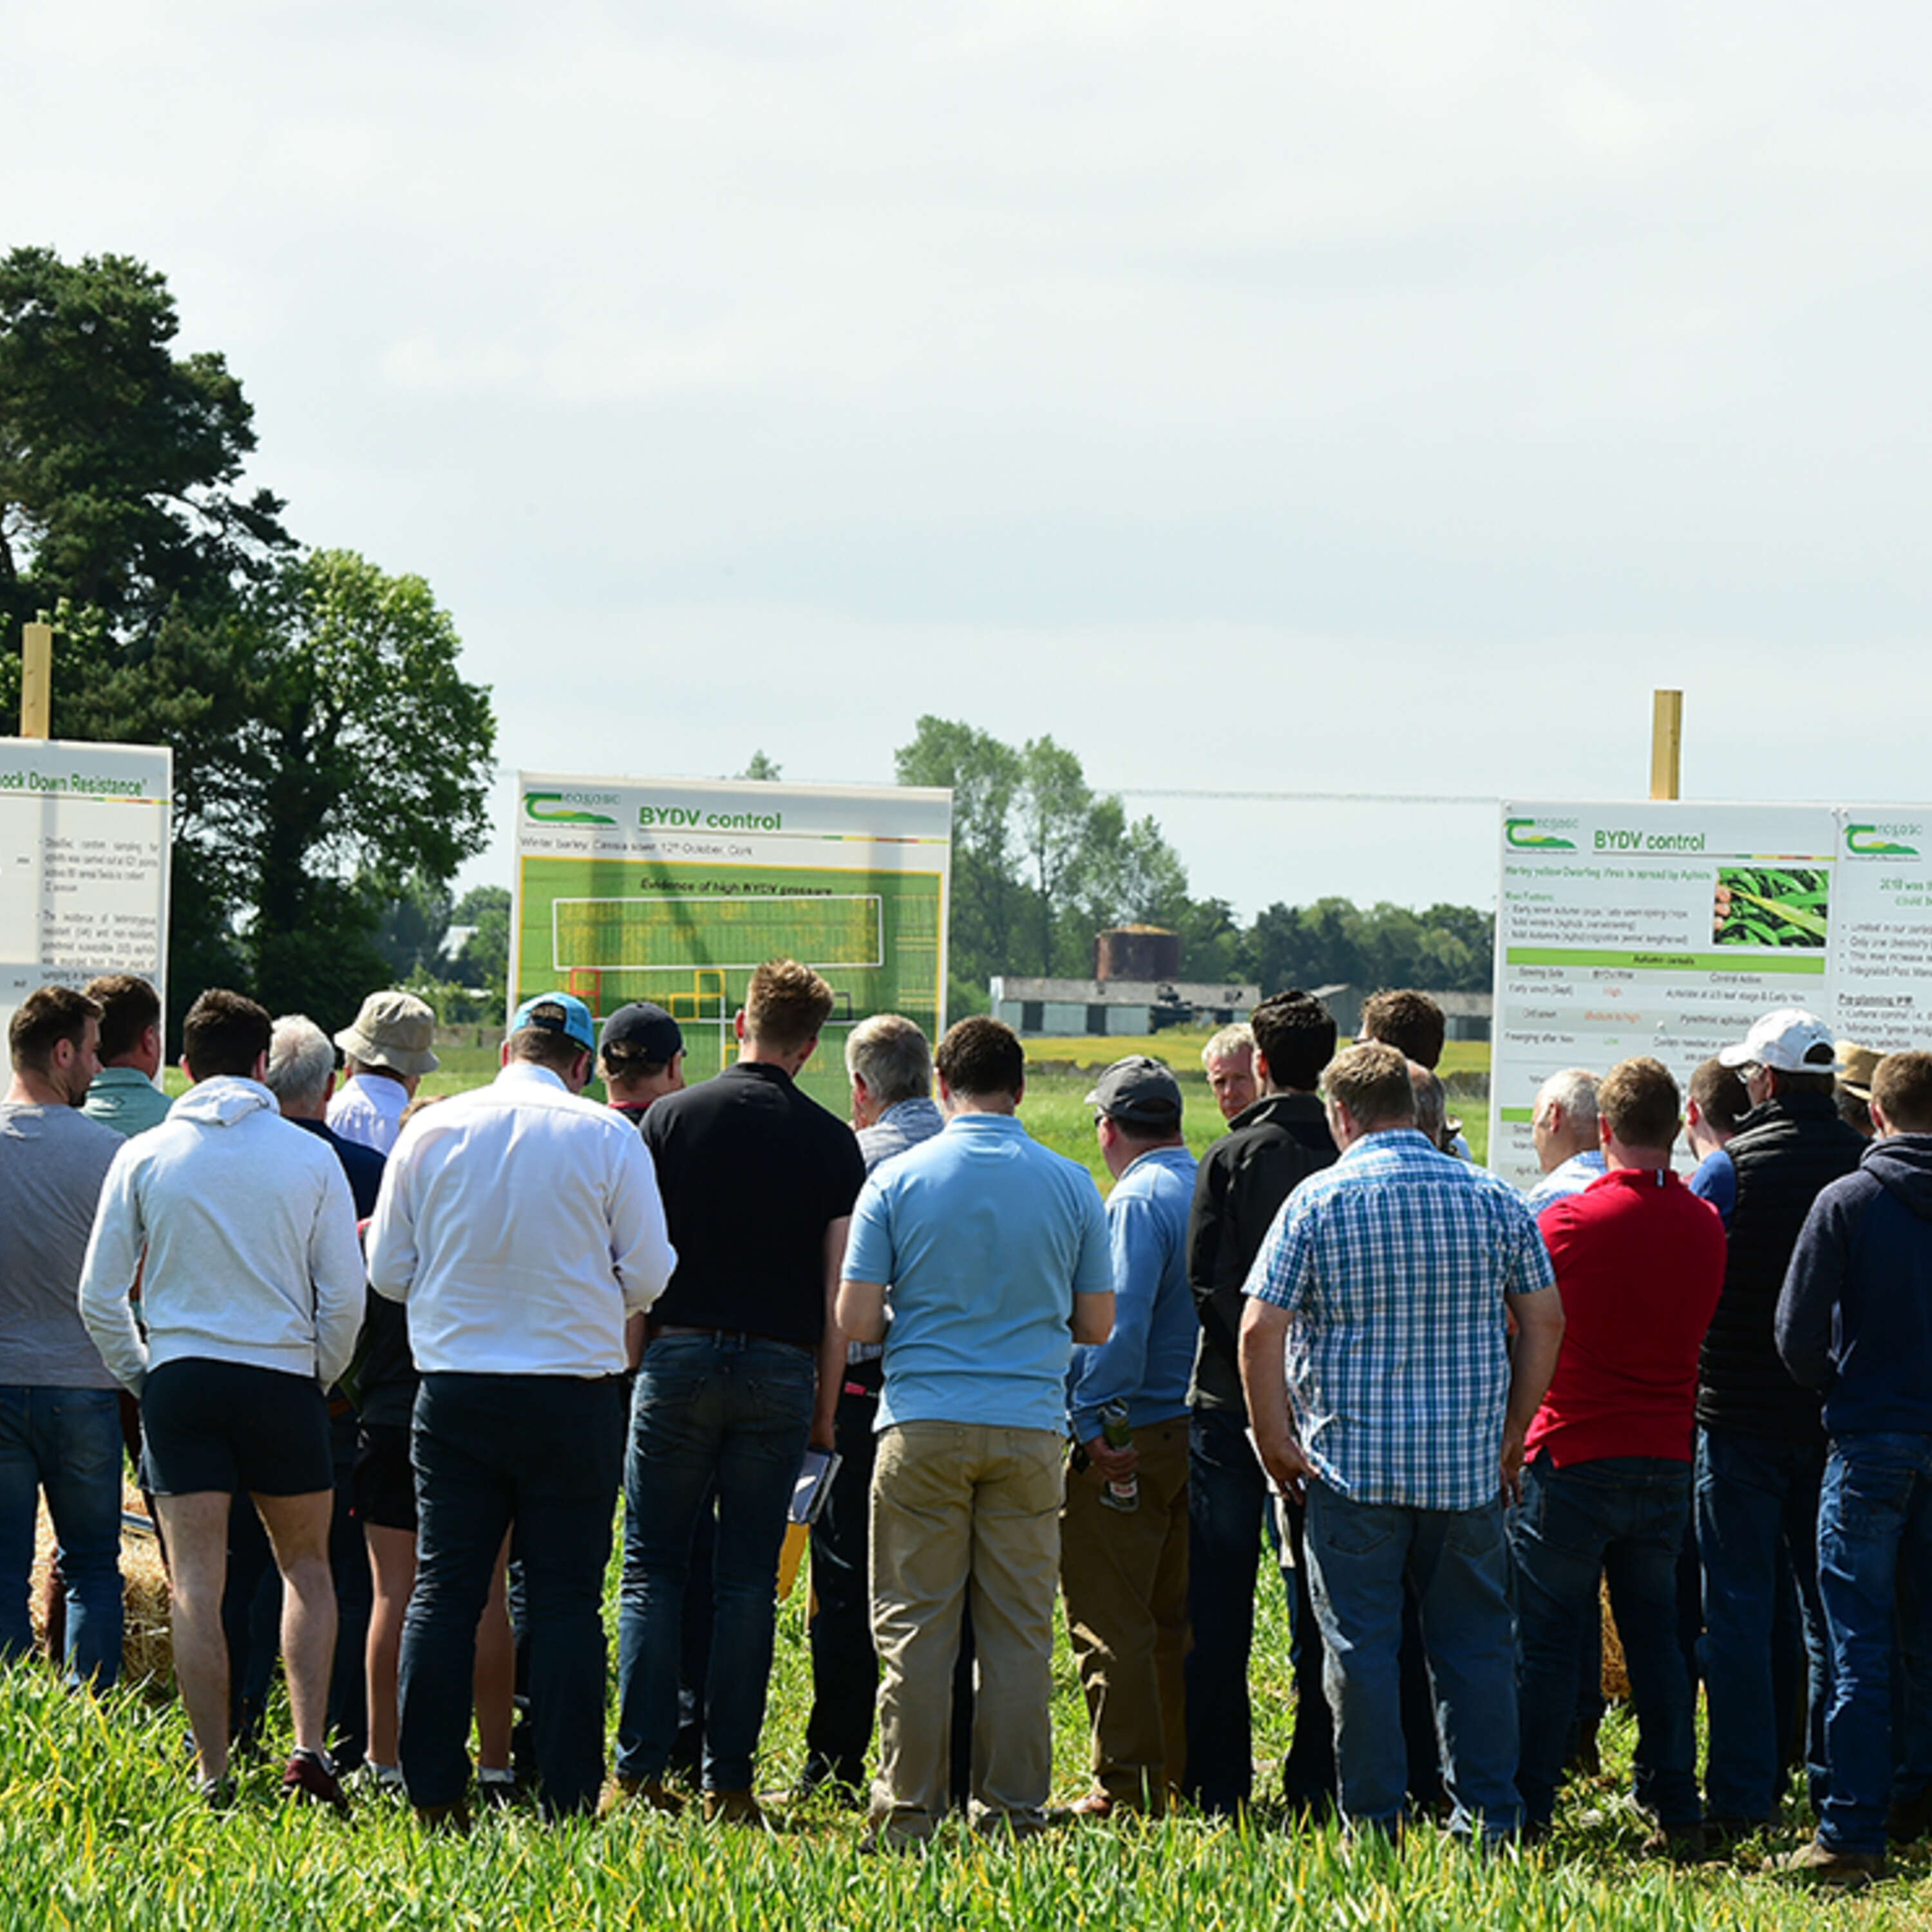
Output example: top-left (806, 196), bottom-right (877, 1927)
top-left (20, 622), bottom-right (53, 739)
top-left (1649, 689), bottom-right (1682, 801)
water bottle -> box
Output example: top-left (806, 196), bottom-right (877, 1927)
top-left (1098, 1400), bottom-right (1139, 1513)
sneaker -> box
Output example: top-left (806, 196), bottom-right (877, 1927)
top-left (359, 1761), bottom-right (406, 1794)
top-left (196, 1773), bottom-right (237, 1811)
top-left (1768, 1836), bottom-right (1888, 1886)
top-left (703, 1788), bottom-right (768, 1828)
top-left (786, 1757), bottom-right (867, 1810)
top-left (478, 1767), bottom-right (520, 1809)
top-left (599, 1774), bottom-right (685, 1819)
top-left (415, 1799), bottom-right (472, 1836)
top-left (282, 1748), bottom-right (352, 1816)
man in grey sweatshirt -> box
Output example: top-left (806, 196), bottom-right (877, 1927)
top-left (79, 989), bottom-right (364, 1808)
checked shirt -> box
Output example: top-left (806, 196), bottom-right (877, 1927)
top-left (1245, 1128), bottom-right (1556, 1511)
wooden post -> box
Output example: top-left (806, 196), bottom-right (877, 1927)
top-left (1649, 689), bottom-right (1682, 802)
top-left (19, 622), bottom-right (53, 739)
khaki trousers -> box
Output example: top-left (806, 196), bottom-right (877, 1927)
top-left (1059, 1414), bottom-right (1191, 1808)
top-left (869, 1421), bottom-right (1065, 1834)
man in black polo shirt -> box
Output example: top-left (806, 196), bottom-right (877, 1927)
top-left (608, 959), bottom-right (865, 1826)
top-left (1182, 989), bottom-right (1338, 1815)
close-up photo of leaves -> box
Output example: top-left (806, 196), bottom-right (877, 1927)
top-left (1712, 867), bottom-right (1830, 948)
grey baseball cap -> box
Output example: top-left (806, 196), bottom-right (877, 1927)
top-left (1084, 1055), bottom-right (1184, 1128)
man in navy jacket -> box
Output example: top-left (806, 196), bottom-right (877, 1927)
top-left (1776, 1050), bottom-right (1932, 1885)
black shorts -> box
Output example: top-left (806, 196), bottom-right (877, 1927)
top-left (354, 1423), bottom-right (417, 1533)
top-left (140, 1358), bottom-right (332, 1498)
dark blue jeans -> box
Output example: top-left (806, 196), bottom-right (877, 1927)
top-left (1511, 1454), bottom-right (1700, 1830)
top-left (1816, 1432), bottom-right (1932, 1854)
top-left (401, 1372), bottom-right (626, 1815)
top-left (614, 1332), bottom-right (815, 1792)
top-left (1696, 1425), bottom-right (1831, 1821)
top-left (1304, 1482), bottom-right (1520, 1839)
top-left (0, 1385), bottom-right (123, 1687)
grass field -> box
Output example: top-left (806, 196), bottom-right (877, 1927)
top-left (82, 1034), bottom-right (1920, 1922)
top-left (5, 1573), bottom-right (1921, 1929)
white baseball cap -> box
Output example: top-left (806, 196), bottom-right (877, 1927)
top-left (1717, 1008), bottom-right (1839, 1077)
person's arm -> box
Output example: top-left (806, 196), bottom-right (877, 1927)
top-left (1777, 1188), bottom-right (1850, 1391)
top-left (1186, 1146), bottom-right (1239, 1366)
top-left (836, 1278), bottom-right (887, 1344)
top-left (1068, 1183), bottom-right (1115, 1346)
top-left (811, 1216), bottom-right (850, 1452)
top-left (310, 1162), bottom-right (367, 1392)
top-left (1502, 1287), bottom-right (1566, 1502)
top-left (609, 1132), bottom-right (677, 1316)
top-left (365, 1151), bottom-right (417, 1305)
top-left (1239, 1298), bottom-right (1312, 1501)
top-left (76, 1151), bottom-right (151, 1395)
top-left (1070, 1195), bottom-right (1158, 1466)
top-left (1236, 1203), bottom-right (1316, 1499)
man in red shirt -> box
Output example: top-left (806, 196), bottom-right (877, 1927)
top-left (1511, 1056), bottom-right (1725, 1851)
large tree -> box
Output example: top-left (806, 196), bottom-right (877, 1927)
top-left (0, 247), bottom-right (289, 644)
top-left (210, 549), bottom-right (496, 1017)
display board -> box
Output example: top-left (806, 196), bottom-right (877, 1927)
top-left (0, 737), bottom-right (173, 1043)
top-left (1491, 800), bottom-right (1932, 1188)
top-left (512, 773), bottom-right (952, 1110)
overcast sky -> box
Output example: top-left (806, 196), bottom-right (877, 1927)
top-left (15, 1), bottom-right (1932, 921)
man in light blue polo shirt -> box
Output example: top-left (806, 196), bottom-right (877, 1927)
top-left (837, 1016), bottom-right (1113, 1848)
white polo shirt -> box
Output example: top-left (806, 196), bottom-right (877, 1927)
top-left (327, 1071), bottom-right (411, 1154)
top-left (368, 1062), bottom-right (676, 1376)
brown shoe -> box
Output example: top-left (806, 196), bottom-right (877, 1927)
top-left (703, 1788), bottom-right (768, 1828)
top-left (1768, 1837), bottom-right (1888, 1886)
top-left (600, 1774), bottom-right (685, 1819)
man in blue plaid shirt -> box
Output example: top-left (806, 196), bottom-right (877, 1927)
top-left (1241, 1042), bottom-right (1565, 1841)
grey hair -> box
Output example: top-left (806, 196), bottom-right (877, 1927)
top-left (846, 1014), bottom-right (933, 1110)
top-left (1409, 1063), bottom-right (1448, 1147)
top-left (267, 1014), bottom-right (335, 1110)
top-left (1534, 1067), bottom-right (1600, 1130)
top-left (1202, 1023), bottom-right (1255, 1067)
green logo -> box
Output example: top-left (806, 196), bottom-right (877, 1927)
top-left (1505, 817), bottom-right (1576, 851)
top-left (1846, 824), bottom-right (1920, 857)
top-left (524, 792), bottom-right (616, 826)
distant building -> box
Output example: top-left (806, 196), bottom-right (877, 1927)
top-left (990, 976), bottom-right (1260, 1038)
top-left (1321, 986), bottom-right (1492, 1044)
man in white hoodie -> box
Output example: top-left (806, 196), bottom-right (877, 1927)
top-left (79, 989), bottom-right (365, 1808)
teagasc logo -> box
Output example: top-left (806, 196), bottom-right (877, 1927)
top-left (1846, 823), bottom-right (1921, 857)
top-left (1505, 817), bottom-right (1577, 851)
top-left (524, 791), bottom-right (618, 826)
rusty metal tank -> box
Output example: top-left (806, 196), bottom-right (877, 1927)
top-left (1095, 925), bottom-right (1180, 983)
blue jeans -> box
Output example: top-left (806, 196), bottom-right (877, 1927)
top-left (0, 1385), bottom-right (124, 1687)
top-left (614, 1332), bottom-right (815, 1792)
top-left (1815, 1432), bottom-right (1932, 1854)
top-left (400, 1372), bottom-right (626, 1815)
top-left (1303, 1482), bottom-right (1520, 1837)
top-left (1511, 1455), bottom-right (1700, 1830)
top-left (1696, 1426), bottom-right (1832, 1821)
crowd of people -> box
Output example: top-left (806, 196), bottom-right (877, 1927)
top-left (1, 967), bottom-right (1927, 1886)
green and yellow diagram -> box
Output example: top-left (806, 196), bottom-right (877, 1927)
top-left (511, 773), bottom-right (952, 1111)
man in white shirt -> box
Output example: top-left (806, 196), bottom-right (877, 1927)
top-left (79, 989), bottom-right (365, 1809)
top-left (367, 992), bottom-right (676, 1827)
top-left (327, 989), bottom-right (439, 1155)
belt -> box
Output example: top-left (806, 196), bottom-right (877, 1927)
top-left (653, 1323), bottom-right (814, 1356)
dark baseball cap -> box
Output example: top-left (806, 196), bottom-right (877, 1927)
top-left (600, 1001), bottom-right (684, 1065)
top-left (1084, 1055), bottom-right (1184, 1128)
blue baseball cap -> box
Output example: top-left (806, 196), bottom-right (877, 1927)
top-left (510, 992), bottom-right (596, 1054)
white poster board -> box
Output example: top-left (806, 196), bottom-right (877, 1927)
top-left (0, 737), bottom-right (173, 1043)
top-left (510, 773), bottom-right (951, 1112)
top-left (1491, 800), bottom-right (1932, 1189)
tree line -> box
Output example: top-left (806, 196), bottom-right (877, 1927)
top-left (0, 247), bottom-right (495, 1029)
top-left (894, 716), bottom-right (1493, 1016)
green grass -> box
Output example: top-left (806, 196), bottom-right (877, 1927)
top-left (5, 1585), bottom-right (1924, 1929)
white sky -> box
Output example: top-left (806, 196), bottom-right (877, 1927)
top-left (14, 1), bottom-right (1932, 922)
